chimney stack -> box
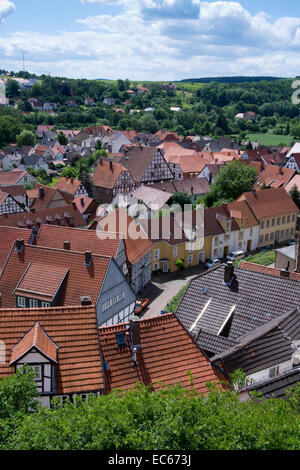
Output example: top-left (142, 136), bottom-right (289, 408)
top-left (129, 315), bottom-right (141, 348)
top-left (39, 187), bottom-right (45, 199)
top-left (80, 296), bottom-right (92, 306)
top-left (64, 240), bottom-right (71, 250)
top-left (109, 161), bottom-right (113, 172)
top-left (16, 239), bottom-right (24, 252)
top-left (80, 197), bottom-right (85, 208)
top-left (85, 250), bottom-right (93, 266)
top-left (100, 158), bottom-right (103, 166)
top-left (224, 262), bottom-right (234, 284)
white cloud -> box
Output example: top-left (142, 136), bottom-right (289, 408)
top-left (1, 1), bottom-right (300, 79)
top-left (0, 0), bottom-right (15, 22)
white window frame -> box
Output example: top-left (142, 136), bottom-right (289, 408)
top-left (173, 246), bottom-right (178, 258)
top-left (154, 262), bottom-right (159, 271)
top-left (154, 249), bottom-right (160, 261)
top-left (42, 302), bottom-right (50, 308)
top-left (29, 299), bottom-right (39, 308)
top-left (188, 254), bottom-right (193, 264)
top-left (17, 296), bottom-right (26, 308)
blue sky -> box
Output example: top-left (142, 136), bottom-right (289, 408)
top-left (1, 0), bottom-right (300, 80)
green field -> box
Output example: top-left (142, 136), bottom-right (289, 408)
top-left (246, 133), bottom-right (294, 146)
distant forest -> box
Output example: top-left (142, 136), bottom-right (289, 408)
top-left (180, 76), bottom-right (283, 84)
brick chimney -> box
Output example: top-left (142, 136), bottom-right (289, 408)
top-left (129, 315), bottom-right (141, 349)
top-left (109, 161), bottom-right (113, 172)
top-left (224, 262), bottom-right (235, 284)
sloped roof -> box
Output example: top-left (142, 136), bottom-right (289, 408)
top-left (15, 263), bottom-right (69, 302)
top-left (255, 164), bottom-right (296, 189)
top-left (26, 183), bottom-right (72, 210)
top-left (0, 305), bottom-right (104, 394)
top-left (54, 177), bottom-right (82, 196)
top-left (238, 188), bottom-right (299, 220)
top-left (128, 185), bottom-right (172, 210)
top-left (226, 200), bottom-right (259, 228)
top-left (0, 226), bottom-right (32, 274)
top-left (99, 313), bottom-right (226, 394)
top-left (92, 159), bottom-right (128, 189)
top-left (36, 223), bottom-right (121, 259)
top-left (285, 175), bottom-right (300, 193)
top-left (175, 263), bottom-right (300, 356)
top-left (118, 147), bottom-right (166, 183)
top-left (212, 308), bottom-right (300, 375)
top-left (10, 322), bottom-right (58, 364)
top-left (73, 196), bottom-right (98, 215)
top-left (97, 208), bottom-right (152, 265)
top-left (246, 368), bottom-right (300, 399)
top-left (0, 244), bottom-right (111, 308)
top-left (0, 204), bottom-right (85, 229)
top-left (0, 170), bottom-right (29, 187)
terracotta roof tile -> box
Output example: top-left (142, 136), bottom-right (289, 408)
top-left (0, 305), bottom-right (104, 394)
top-left (92, 160), bottom-right (128, 189)
top-left (97, 208), bottom-right (152, 265)
top-left (255, 164), bottom-right (296, 189)
top-left (238, 188), bottom-right (299, 220)
top-left (0, 226), bottom-right (32, 273)
top-left (54, 177), bottom-right (82, 196)
top-left (99, 313), bottom-right (226, 394)
top-left (36, 223), bottom-right (121, 259)
top-left (0, 244), bottom-right (111, 308)
top-left (10, 322), bottom-right (58, 364)
top-left (15, 263), bottom-right (69, 301)
top-left (0, 170), bottom-right (29, 186)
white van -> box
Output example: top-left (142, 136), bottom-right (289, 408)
top-left (226, 250), bottom-right (244, 262)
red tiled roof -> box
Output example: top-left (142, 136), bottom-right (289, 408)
top-left (73, 196), bottom-right (98, 215)
top-left (226, 200), bottom-right (259, 228)
top-left (0, 226), bottom-right (32, 273)
top-left (0, 170), bottom-right (29, 186)
top-left (0, 204), bottom-right (85, 229)
top-left (0, 305), bottom-right (104, 394)
top-left (255, 164), bottom-right (296, 189)
top-left (15, 263), bottom-right (69, 301)
top-left (238, 188), bottom-right (299, 220)
top-left (97, 208), bottom-right (152, 265)
top-left (285, 175), bottom-right (300, 193)
top-left (54, 177), bottom-right (82, 196)
top-left (99, 313), bottom-right (226, 394)
top-left (36, 223), bottom-right (121, 259)
top-left (26, 183), bottom-right (72, 210)
top-left (0, 243), bottom-right (111, 309)
top-left (92, 160), bottom-right (128, 189)
top-left (10, 322), bottom-right (58, 364)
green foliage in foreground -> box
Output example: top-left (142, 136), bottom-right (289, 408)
top-left (1, 373), bottom-right (300, 450)
top-left (165, 282), bottom-right (188, 312)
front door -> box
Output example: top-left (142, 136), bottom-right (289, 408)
top-left (224, 246), bottom-right (229, 257)
top-left (162, 261), bottom-right (169, 273)
top-left (247, 240), bottom-right (252, 252)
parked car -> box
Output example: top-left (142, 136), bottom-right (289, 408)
top-left (205, 259), bottom-right (221, 268)
top-left (287, 239), bottom-right (296, 246)
top-left (226, 251), bottom-right (245, 262)
top-left (135, 298), bottom-right (149, 316)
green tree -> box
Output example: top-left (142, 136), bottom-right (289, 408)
top-left (211, 160), bottom-right (258, 202)
top-left (57, 131), bottom-right (68, 145)
top-left (6, 78), bottom-right (19, 98)
top-left (0, 367), bottom-right (38, 419)
top-left (171, 192), bottom-right (192, 208)
top-left (290, 185), bottom-right (300, 210)
top-left (16, 130), bottom-right (36, 147)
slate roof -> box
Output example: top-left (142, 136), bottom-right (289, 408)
top-left (99, 313), bottom-right (226, 394)
top-left (117, 147), bottom-right (167, 183)
top-left (246, 368), bottom-right (300, 399)
top-left (175, 263), bottom-right (300, 356)
top-left (212, 308), bottom-right (300, 375)
top-left (0, 305), bottom-right (104, 394)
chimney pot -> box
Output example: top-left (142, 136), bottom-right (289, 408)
top-left (80, 296), bottom-right (92, 306)
top-left (16, 239), bottom-right (24, 252)
top-left (64, 240), bottom-right (71, 250)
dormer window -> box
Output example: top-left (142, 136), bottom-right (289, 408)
top-left (17, 296), bottom-right (26, 308)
